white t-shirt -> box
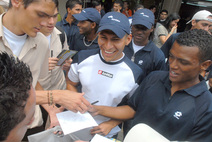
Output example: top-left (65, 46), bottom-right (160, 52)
top-left (132, 39), bottom-right (144, 54)
top-left (68, 49), bottom-right (143, 137)
top-left (3, 26), bottom-right (27, 56)
top-left (46, 34), bottom-right (51, 49)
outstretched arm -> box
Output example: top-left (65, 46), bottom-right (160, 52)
top-left (89, 105), bottom-right (135, 120)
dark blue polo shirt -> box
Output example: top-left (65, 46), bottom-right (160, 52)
top-left (56, 14), bottom-right (79, 49)
top-left (72, 33), bottom-right (99, 51)
top-left (128, 71), bottom-right (212, 141)
top-left (124, 41), bottom-right (167, 77)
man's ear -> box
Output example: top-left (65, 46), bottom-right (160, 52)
top-left (11, 0), bottom-right (22, 8)
top-left (191, 20), bottom-right (197, 27)
top-left (125, 34), bottom-right (132, 46)
top-left (150, 26), bottom-right (154, 32)
top-left (201, 60), bottom-right (212, 71)
top-left (91, 22), bottom-right (96, 29)
top-left (67, 7), bottom-right (71, 13)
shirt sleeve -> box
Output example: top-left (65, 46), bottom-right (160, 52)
top-left (157, 25), bottom-right (168, 37)
top-left (127, 72), bottom-right (153, 111)
top-left (68, 57), bottom-right (80, 83)
top-left (188, 105), bottom-right (212, 141)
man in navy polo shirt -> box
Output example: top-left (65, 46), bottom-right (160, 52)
top-left (56, 0), bottom-right (82, 49)
top-left (124, 8), bottom-right (166, 77)
top-left (67, 12), bottom-right (144, 140)
top-left (89, 29), bottom-right (212, 141)
top-left (72, 8), bottom-right (101, 51)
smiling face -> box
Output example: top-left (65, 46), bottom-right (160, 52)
top-left (77, 20), bottom-right (94, 35)
top-left (5, 86), bottom-right (36, 142)
top-left (40, 8), bottom-right (58, 36)
top-left (9, 0), bottom-right (57, 37)
top-left (169, 41), bottom-right (202, 87)
top-left (98, 30), bottom-right (131, 62)
top-left (131, 24), bottom-right (153, 46)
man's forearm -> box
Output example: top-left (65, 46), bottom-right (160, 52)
top-left (93, 105), bottom-right (135, 120)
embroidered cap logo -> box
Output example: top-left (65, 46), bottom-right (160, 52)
top-left (108, 15), bottom-right (120, 22)
top-left (140, 12), bottom-right (149, 18)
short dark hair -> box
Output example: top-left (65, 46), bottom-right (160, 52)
top-left (0, 52), bottom-right (32, 141)
top-left (133, 4), bottom-right (144, 12)
top-left (176, 29), bottom-right (212, 62)
top-left (149, 5), bottom-right (156, 10)
top-left (114, 0), bottom-right (123, 8)
top-left (92, 0), bottom-right (101, 8)
top-left (66, 0), bottom-right (82, 10)
top-left (9, 0), bottom-right (58, 9)
top-left (160, 9), bottom-right (168, 15)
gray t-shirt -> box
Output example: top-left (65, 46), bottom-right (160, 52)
top-left (153, 23), bottom-right (168, 48)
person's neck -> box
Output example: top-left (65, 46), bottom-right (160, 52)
top-left (3, 10), bottom-right (25, 36)
top-left (85, 31), bottom-right (97, 41)
top-left (65, 15), bottom-right (75, 25)
top-left (133, 38), bottom-right (148, 46)
top-left (42, 32), bottom-right (51, 36)
top-left (171, 77), bottom-right (200, 96)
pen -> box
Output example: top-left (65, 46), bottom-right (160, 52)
top-left (51, 50), bottom-right (53, 57)
top-left (91, 101), bottom-right (99, 105)
top-left (50, 50), bottom-right (53, 73)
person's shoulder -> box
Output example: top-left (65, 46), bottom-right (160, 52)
top-left (147, 41), bottom-right (165, 56)
top-left (33, 32), bottom-right (48, 44)
top-left (146, 71), bottom-right (168, 81)
top-left (73, 48), bottom-right (100, 63)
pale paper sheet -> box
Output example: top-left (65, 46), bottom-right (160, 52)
top-left (56, 111), bottom-right (98, 135)
top-left (91, 134), bottom-right (114, 142)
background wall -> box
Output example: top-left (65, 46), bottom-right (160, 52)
top-left (59, 0), bottom-right (68, 18)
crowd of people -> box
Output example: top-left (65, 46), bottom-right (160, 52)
top-left (0, 0), bottom-right (212, 142)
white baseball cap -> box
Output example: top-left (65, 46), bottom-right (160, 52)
top-left (187, 10), bottom-right (212, 24)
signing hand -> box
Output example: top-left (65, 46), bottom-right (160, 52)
top-left (90, 121), bottom-right (116, 136)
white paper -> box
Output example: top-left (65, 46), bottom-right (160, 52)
top-left (91, 134), bottom-right (114, 142)
top-left (56, 111), bottom-right (98, 135)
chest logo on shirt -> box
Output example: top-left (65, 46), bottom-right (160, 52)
top-left (173, 111), bottom-right (182, 120)
top-left (138, 60), bottom-right (143, 65)
top-left (98, 70), bottom-right (113, 78)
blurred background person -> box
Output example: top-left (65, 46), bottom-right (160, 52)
top-left (153, 13), bottom-right (180, 48)
top-left (122, 1), bottom-right (132, 18)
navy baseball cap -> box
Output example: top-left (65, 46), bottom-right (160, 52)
top-left (132, 9), bottom-right (155, 29)
top-left (97, 12), bottom-right (130, 38)
top-left (73, 8), bottom-right (101, 24)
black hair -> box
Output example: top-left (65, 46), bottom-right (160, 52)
top-left (162, 13), bottom-right (180, 30)
top-left (0, 52), bottom-right (32, 141)
top-left (92, 0), bottom-right (101, 8)
top-left (176, 29), bottom-right (212, 62)
top-left (9, 0), bottom-right (58, 9)
top-left (149, 5), bottom-right (156, 10)
top-left (66, 0), bottom-right (83, 11)
top-left (160, 9), bottom-right (168, 15)
top-left (133, 4), bottom-right (144, 12)
top-left (114, 0), bottom-right (123, 9)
